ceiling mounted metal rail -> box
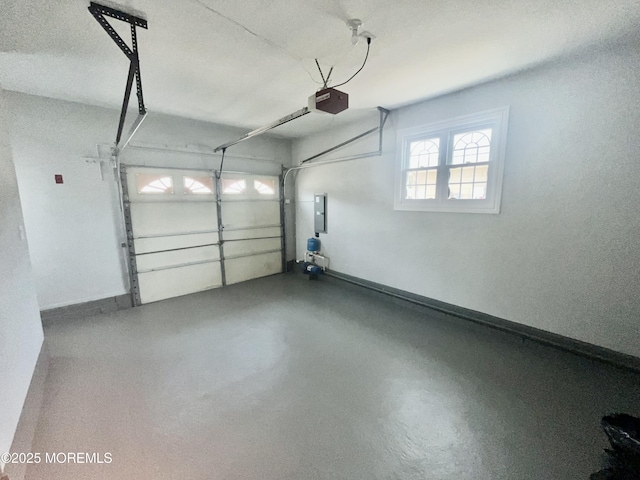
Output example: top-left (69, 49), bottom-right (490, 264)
top-left (298, 107), bottom-right (390, 165)
top-left (282, 106), bottom-right (390, 197)
top-left (88, 2), bottom-right (148, 151)
top-left (299, 107), bottom-right (389, 165)
top-left (214, 107), bottom-right (310, 153)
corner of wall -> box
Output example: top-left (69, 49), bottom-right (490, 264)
top-left (0, 88), bottom-right (45, 472)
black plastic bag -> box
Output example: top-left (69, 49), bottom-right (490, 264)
top-left (602, 414), bottom-right (640, 457)
top-left (591, 414), bottom-right (640, 480)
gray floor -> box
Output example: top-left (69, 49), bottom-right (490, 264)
top-left (20, 273), bottom-right (640, 479)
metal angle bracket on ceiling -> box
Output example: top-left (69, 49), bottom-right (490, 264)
top-left (88, 1), bottom-right (148, 151)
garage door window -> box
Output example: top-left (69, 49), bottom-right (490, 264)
top-left (136, 174), bottom-right (174, 194)
top-left (222, 179), bottom-right (246, 194)
top-left (184, 176), bottom-right (214, 195)
top-left (254, 179), bottom-right (276, 195)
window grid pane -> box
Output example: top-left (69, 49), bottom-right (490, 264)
top-left (460, 183), bottom-right (473, 199)
top-left (473, 183), bottom-right (487, 199)
top-left (451, 128), bottom-right (492, 165)
top-left (409, 138), bottom-right (440, 168)
top-left (448, 164), bottom-right (489, 200)
top-left (475, 164), bottom-right (489, 183)
top-left (406, 167), bottom-right (437, 199)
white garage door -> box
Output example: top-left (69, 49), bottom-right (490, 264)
top-left (121, 166), bottom-right (283, 305)
top-left (219, 172), bottom-right (283, 285)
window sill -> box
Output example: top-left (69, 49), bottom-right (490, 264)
top-left (394, 200), bottom-right (501, 214)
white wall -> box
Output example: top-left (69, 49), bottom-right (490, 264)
top-left (293, 38), bottom-right (640, 358)
top-left (0, 89), bottom-right (44, 470)
top-left (8, 93), bottom-right (293, 310)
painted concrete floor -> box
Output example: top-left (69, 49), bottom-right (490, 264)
top-left (20, 273), bottom-right (640, 479)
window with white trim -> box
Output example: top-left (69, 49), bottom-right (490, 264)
top-left (395, 107), bottom-right (509, 213)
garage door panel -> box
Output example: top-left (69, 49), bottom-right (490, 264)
top-left (224, 238), bottom-right (281, 258)
top-left (138, 262), bottom-right (223, 304)
top-left (126, 168), bottom-right (215, 203)
top-left (223, 227), bottom-right (281, 241)
top-left (130, 202), bottom-right (218, 236)
top-left (221, 201), bottom-right (279, 229)
top-left (123, 167), bottom-right (283, 303)
top-left (135, 245), bottom-right (220, 272)
top-left (133, 232), bottom-right (219, 255)
top-left (225, 252), bottom-right (281, 285)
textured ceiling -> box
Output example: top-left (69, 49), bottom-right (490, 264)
top-left (1, 0), bottom-right (640, 139)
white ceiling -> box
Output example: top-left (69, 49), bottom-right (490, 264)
top-left (1, 0), bottom-right (639, 139)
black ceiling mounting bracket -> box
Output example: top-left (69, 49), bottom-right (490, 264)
top-left (88, 2), bottom-right (148, 150)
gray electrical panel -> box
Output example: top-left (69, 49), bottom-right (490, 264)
top-left (314, 194), bottom-right (327, 233)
